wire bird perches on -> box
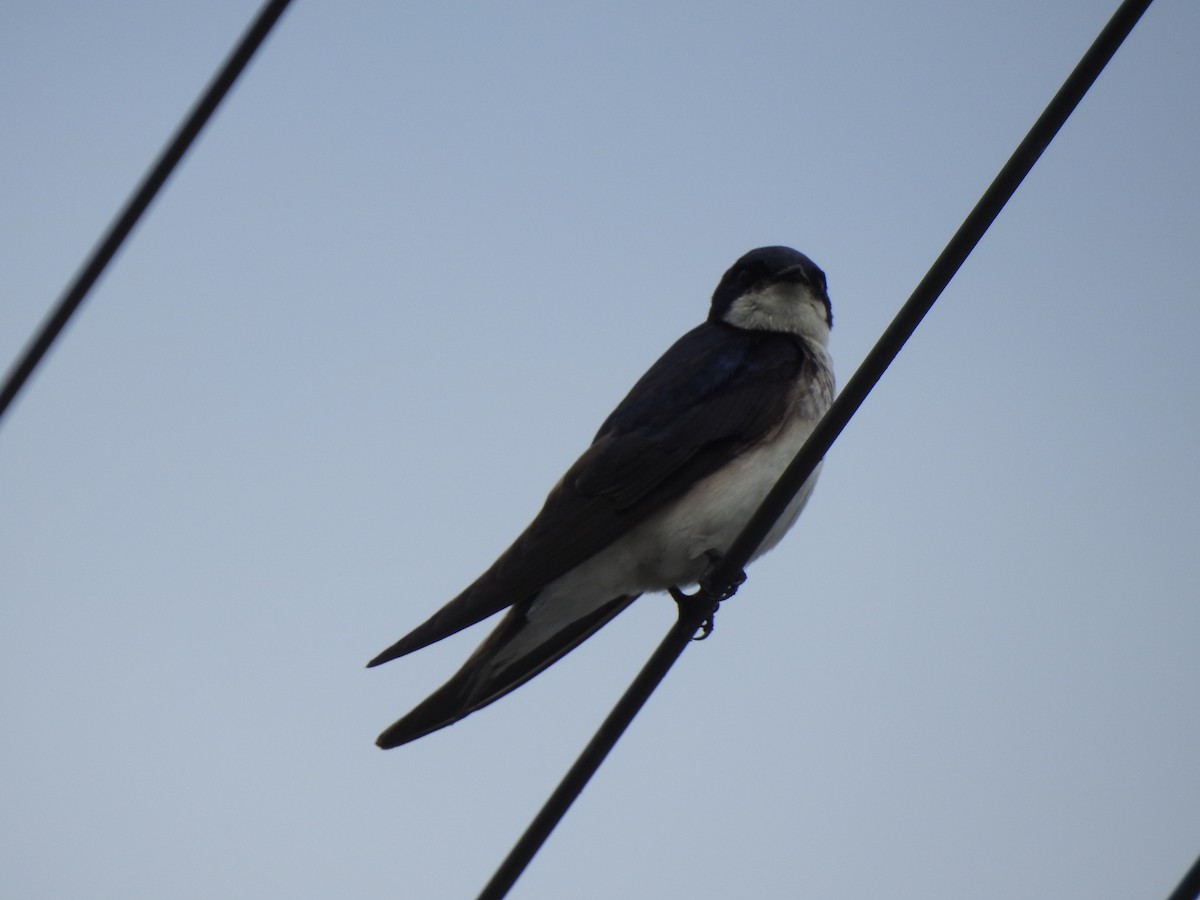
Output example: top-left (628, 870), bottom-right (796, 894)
top-left (476, 1), bottom-right (1155, 898)
top-left (1167, 852), bottom-right (1200, 900)
top-left (3, 1), bottom-right (1182, 898)
top-left (0, 0), bottom-right (293, 426)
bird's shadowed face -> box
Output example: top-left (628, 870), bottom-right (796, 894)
top-left (709, 246), bottom-right (832, 346)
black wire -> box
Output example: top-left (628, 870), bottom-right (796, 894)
top-left (700, 0), bottom-right (1153, 601)
top-left (0, 0), bottom-right (294, 427)
top-left (1167, 852), bottom-right (1200, 900)
top-left (476, 0), bottom-right (1154, 897)
top-left (476, 594), bottom-right (715, 900)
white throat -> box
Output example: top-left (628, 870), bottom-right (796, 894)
top-left (722, 282), bottom-right (831, 347)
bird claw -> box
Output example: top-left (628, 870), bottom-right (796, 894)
top-left (669, 584), bottom-right (718, 640)
top-left (668, 548), bottom-right (743, 640)
top-left (701, 548), bottom-right (745, 601)
top-left (667, 584), bottom-right (690, 604)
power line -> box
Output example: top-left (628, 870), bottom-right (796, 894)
top-left (1167, 851), bottom-right (1200, 900)
top-left (475, 0), bottom-right (1155, 897)
top-left (0, 0), bottom-right (294, 427)
top-left (476, 598), bottom-right (712, 900)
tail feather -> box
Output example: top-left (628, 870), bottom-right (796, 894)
top-left (366, 580), bottom-right (513, 668)
top-left (376, 593), bottom-right (637, 749)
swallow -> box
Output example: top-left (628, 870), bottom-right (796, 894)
top-left (369, 246), bottom-right (835, 748)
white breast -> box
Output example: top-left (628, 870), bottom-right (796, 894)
top-left (628, 404), bottom-right (825, 588)
top-left (521, 338), bottom-right (833, 635)
top-left (626, 339), bottom-right (833, 589)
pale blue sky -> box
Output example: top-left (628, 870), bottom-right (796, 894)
top-left (3, 2), bottom-right (1199, 898)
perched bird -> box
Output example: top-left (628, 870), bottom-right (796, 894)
top-left (369, 246), bottom-right (835, 748)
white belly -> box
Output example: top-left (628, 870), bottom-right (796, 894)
top-left (495, 339), bottom-right (833, 670)
top-left (627, 411), bottom-right (824, 588)
top-left (529, 405), bottom-right (825, 631)
top-left (503, 398), bottom-right (829, 667)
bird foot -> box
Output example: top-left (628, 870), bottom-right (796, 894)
top-left (667, 584), bottom-right (716, 640)
top-left (667, 549), bottom-right (744, 641)
top-left (700, 547), bottom-right (746, 601)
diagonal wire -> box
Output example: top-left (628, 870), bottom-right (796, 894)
top-left (1166, 851), bottom-right (1200, 900)
top-left (0, 0), bottom-right (294, 428)
top-left (475, 0), bottom-right (1154, 897)
top-left (700, 0), bottom-right (1153, 603)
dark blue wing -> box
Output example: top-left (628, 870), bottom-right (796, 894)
top-left (368, 322), bottom-right (811, 663)
top-left (576, 323), bottom-right (806, 508)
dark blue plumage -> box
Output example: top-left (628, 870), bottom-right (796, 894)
top-left (369, 246), bottom-right (834, 748)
